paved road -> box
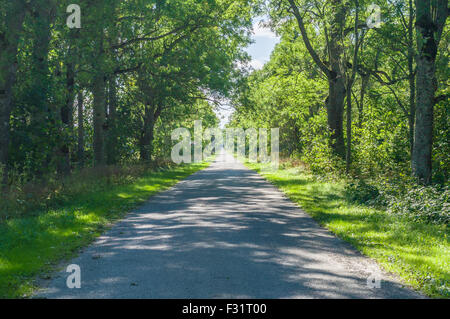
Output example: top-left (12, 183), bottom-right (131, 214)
top-left (37, 151), bottom-right (421, 298)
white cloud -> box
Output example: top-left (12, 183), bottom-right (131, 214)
top-left (252, 22), bottom-right (277, 39)
top-left (249, 59), bottom-right (265, 70)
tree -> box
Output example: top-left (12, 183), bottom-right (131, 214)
top-left (0, 0), bottom-right (27, 187)
top-left (412, 0), bottom-right (448, 184)
top-left (285, 0), bottom-right (349, 157)
top-left (345, 0), bottom-right (363, 173)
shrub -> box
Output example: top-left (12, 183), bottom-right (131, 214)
top-left (0, 160), bottom-right (175, 222)
top-left (344, 179), bottom-right (380, 205)
top-left (344, 178), bottom-right (449, 225)
top-left (386, 185), bottom-right (449, 225)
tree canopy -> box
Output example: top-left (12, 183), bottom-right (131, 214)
top-left (0, 0), bottom-right (448, 188)
top-left (230, 0), bottom-right (449, 185)
top-left (0, 0), bottom-right (257, 186)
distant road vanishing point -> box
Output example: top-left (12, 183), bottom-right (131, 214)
top-left (37, 151), bottom-right (421, 299)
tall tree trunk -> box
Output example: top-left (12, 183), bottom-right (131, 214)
top-left (0, 1), bottom-right (26, 188)
top-left (345, 89), bottom-right (352, 173)
top-left (328, 77), bottom-right (346, 157)
top-left (140, 104), bottom-right (163, 162)
top-left (345, 0), bottom-right (360, 173)
top-left (90, 0), bottom-right (111, 167)
top-left (288, 0), bottom-right (348, 158)
top-left (77, 92), bottom-right (85, 167)
top-left (92, 18), bottom-right (107, 167)
top-left (106, 76), bottom-right (118, 165)
top-left (57, 50), bottom-right (75, 175)
top-left (29, 0), bottom-right (56, 176)
top-left (140, 106), bottom-right (156, 162)
top-left (0, 65), bottom-right (17, 188)
top-left (357, 74), bottom-right (369, 129)
top-left (407, 0), bottom-right (416, 156)
top-left (412, 0), bottom-right (447, 184)
top-left (328, 0), bottom-right (348, 158)
top-left (93, 72), bottom-right (107, 166)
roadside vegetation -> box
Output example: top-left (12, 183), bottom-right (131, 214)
top-left (0, 161), bottom-right (209, 298)
top-left (230, 0), bottom-right (449, 299)
top-left (1, 0), bottom-right (448, 300)
top-left (247, 161), bottom-right (449, 298)
top-left (0, 0), bottom-right (251, 299)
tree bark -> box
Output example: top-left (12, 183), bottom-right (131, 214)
top-left (0, 1), bottom-right (26, 187)
top-left (57, 53), bottom-right (75, 175)
top-left (77, 92), bottom-right (85, 167)
top-left (92, 18), bottom-right (107, 167)
top-left (412, 0), bottom-right (448, 184)
top-left (139, 104), bottom-right (161, 162)
top-left (357, 74), bottom-right (369, 129)
top-left (0, 64), bottom-right (17, 187)
top-left (93, 71), bottom-right (107, 166)
top-left (407, 0), bottom-right (416, 156)
top-left (345, 88), bottom-right (352, 173)
top-left (28, 0), bottom-right (56, 177)
top-left (106, 76), bottom-right (118, 165)
top-left (328, 0), bottom-right (348, 158)
top-left (345, 0), bottom-right (361, 173)
top-left (328, 77), bottom-right (346, 157)
top-left (288, 0), bottom-right (348, 157)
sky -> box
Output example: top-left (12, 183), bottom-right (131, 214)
top-left (246, 16), bottom-right (280, 70)
top-left (216, 16), bottom-right (280, 128)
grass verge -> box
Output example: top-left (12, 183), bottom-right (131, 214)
top-left (247, 162), bottom-right (449, 298)
top-left (0, 162), bottom-right (209, 298)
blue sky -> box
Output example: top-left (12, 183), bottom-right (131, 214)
top-left (216, 16), bottom-right (280, 127)
top-left (245, 16), bottom-right (280, 70)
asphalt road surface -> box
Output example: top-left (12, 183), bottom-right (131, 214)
top-left (37, 151), bottom-right (421, 298)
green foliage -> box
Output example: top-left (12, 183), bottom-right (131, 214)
top-left (344, 179), bottom-right (380, 205)
top-left (433, 98), bottom-right (450, 184)
top-left (2, 0), bottom-right (256, 184)
top-left (1, 0), bottom-right (448, 299)
top-left (231, 0), bottom-right (448, 206)
top-left (386, 186), bottom-right (450, 225)
top-left (230, 2), bottom-right (449, 298)
top-left (1, 161), bottom-right (170, 221)
top-left (0, 161), bottom-right (210, 298)
top-left (248, 161), bottom-right (450, 298)
top-left (345, 178), bottom-right (449, 225)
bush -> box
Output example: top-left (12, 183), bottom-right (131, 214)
top-left (386, 185), bottom-right (449, 225)
top-left (268, 152), bottom-right (449, 226)
top-left (344, 179), bottom-right (380, 205)
top-left (299, 110), bottom-right (346, 176)
top-left (345, 177), bottom-right (449, 225)
top-left (0, 160), bottom-right (175, 222)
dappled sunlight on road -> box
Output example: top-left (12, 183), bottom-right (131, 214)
top-left (37, 151), bottom-right (421, 299)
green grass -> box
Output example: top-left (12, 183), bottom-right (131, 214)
top-left (0, 162), bottom-right (209, 298)
top-left (247, 162), bottom-right (449, 298)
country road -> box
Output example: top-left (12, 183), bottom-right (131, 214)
top-left (36, 151), bottom-right (421, 298)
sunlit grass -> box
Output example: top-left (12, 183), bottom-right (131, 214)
top-left (0, 162), bottom-right (209, 298)
top-left (247, 163), bottom-right (449, 298)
